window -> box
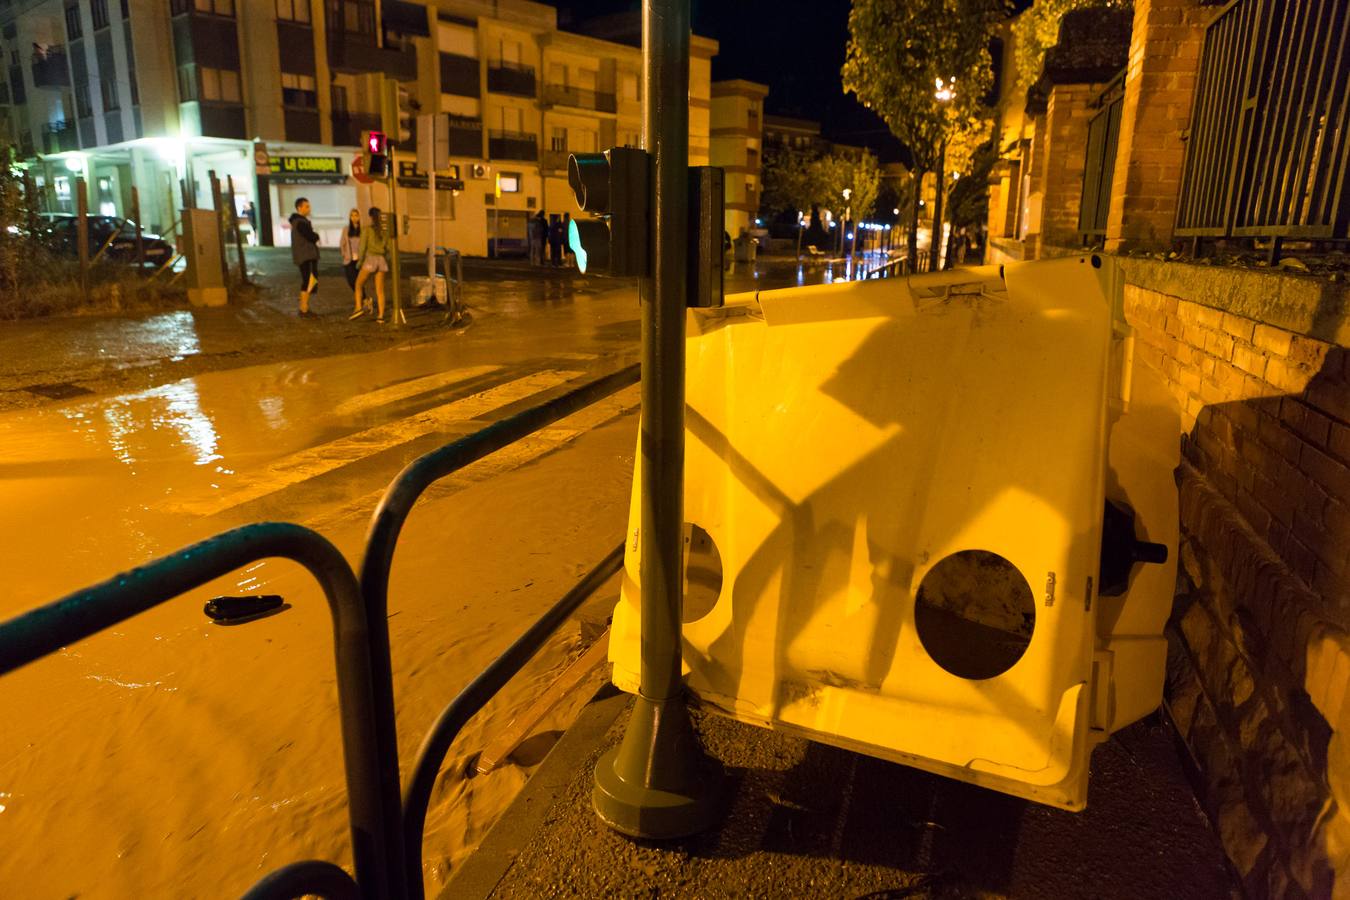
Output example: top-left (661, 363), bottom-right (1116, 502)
top-left (177, 64), bottom-right (197, 101)
top-left (499, 172), bottom-right (520, 193)
top-left (91, 0), bottom-right (109, 29)
top-left (74, 80), bottom-right (92, 117)
top-left (64, 3), bottom-right (81, 38)
top-left (550, 127), bottom-right (566, 151)
top-left (620, 73), bottom-right (637, 101)
top-left (276, 0), bottom-right (310, 23)
top-left (498, 105), bottom-right (522, 133)
top-left (331, 84), bottom-right (348, 114)
top-left (100, 75), bottom-right (119, 110)
top-left (329, 0), bottom-right (374, 35)
top-left (194, 0), bottom-right (235, 16)
top-left (200, 66), bottom-right (241, 102)
top-left (281, 72), bottom-right (316, 108)
top-left (121, 0), bottom-right (129, 18)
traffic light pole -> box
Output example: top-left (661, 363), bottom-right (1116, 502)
top-left (381, 76), bottom-right (406, 326)
top-left (592, 0), bottom-right (724, 839)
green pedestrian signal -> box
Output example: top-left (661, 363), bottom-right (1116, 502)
top-left (566, 148), bottom-right (650, 277)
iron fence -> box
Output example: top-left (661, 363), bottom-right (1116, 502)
top-left (1078, 72), bottom-right (1124, 244)
top-left (1176, 0), bottom-right (1350, 243)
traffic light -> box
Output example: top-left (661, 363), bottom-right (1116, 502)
top-left (566, 147), bottom-right (649, 277)
top-left (362, 130), bottom-right (389, 178)
top-left (381, 79), bottom-right (418, 149)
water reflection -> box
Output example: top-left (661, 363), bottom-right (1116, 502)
top-left (79, 379), bottom-right (221, 469)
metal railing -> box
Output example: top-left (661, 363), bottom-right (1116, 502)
top-left (1078, 71), bottom-right (1124, 245)
top-left (488, 129), bottom-right (538, 161)
top-left (0, 522), bottom-right (404, 899)
top-left (486, 60), bottom-right (535, 97)
top-left (542, 84), bottom-right (617, 114)
top-left (0, 364), bottom-right (641, 899)
top-left (1176, 0), bottom-right (1350, 246)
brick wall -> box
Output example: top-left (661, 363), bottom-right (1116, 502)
top-left (1039, 82), bottom-right (1101, 249)
top-left (1104, 0), bottom-right (1206, 252)
top-left (1121, 258), bottom-right (1350, 897)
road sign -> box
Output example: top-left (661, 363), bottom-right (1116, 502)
top-left (352, 154), bottom-right (373, 185)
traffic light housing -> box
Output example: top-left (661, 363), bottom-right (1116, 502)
top-left (566, 148), bottom-right (649, 277)
top-left (362, 129), bottom-right (390, 178)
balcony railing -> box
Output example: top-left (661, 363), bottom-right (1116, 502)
top-left (542, 84), bottom-right (616, 114)
top-left (31, 49), bottom-right (70, 89)
top-left (332, 111), bottom-right (382, 147)
top-left (439, 52), bottom-right (479, 98)
top-left (486, 60), bottom-right (535, 97)
top-left (42, 120), bottom-right (78, 153)
top-left (488, 129), bottom-right (537, 162)
top-left (447, 116), bottom-right (482, 157)
top-left (1176, 0), bottom-right (1350, 247)
top-left (540, 148), bottom-right (569, 172)
top-left (328, 32), bottom-right (416, 81)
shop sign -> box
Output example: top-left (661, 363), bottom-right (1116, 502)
top-left (394, 160), bottom-right (464, 192)
top-left (269, 156), bottom-right (348, 184)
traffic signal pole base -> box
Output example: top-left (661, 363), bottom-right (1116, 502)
top-left (592, 693), bottom-right (725, 840)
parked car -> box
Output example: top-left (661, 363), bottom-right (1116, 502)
top-left (39, 214), bottom-right (175, 266)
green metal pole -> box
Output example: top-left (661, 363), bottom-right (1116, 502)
top-left (592, 0), bottom-right (724, 840)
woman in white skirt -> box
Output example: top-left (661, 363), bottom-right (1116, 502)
top-left (353, 207), bottom-right (390, 323)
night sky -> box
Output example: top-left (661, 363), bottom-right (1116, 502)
top-left (553, 0), bottom-right (907, 162)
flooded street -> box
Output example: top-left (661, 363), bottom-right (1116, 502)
top-left (0, 258), bottom-right (835, 898)
top-left (0, 280), bottom-right (646, 898)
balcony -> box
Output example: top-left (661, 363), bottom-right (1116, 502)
top-left (487, 61), bottom-right (535, 98)
top-left (31, 49), bottom-right (70, 90)
top-left (447, 115), bottom-right (482, 157)
top-left (198, 102), bottom-right (246, 139)
top-left (284, 108), bottom-right (322, 144)
top-left (439, 52), bottom-right (479, 98)
top-left (488, 129), bottom-right (537, 162)
top-left (328, 32), bottom-right (416, 81)
top-left (331, 111), bottom-right (381, 147)
top-left (42, 119), bottom-right (78, 153)
top-left (540, 148), bottom-right (569, 172)
top-left (541, 84), bottom-right (616, 114)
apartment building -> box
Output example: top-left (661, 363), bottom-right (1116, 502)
top-left (709, 78), bottom-right (766, 236)
top-left (0, 0), bottom-right (718, 257)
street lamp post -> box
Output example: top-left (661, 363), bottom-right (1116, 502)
top-left (841, 187), bottom-right (852, 256)
top-left (931, 77), bottom-right (954, 272)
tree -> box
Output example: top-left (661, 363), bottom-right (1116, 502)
top-left (1013, 0), bottom-right (1129, 93)
top-left (843, 0), bottom-right (1005, 265)
top-left (809, 151), bottom-right (881, 254)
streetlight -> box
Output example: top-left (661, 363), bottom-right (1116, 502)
top-left (931, 76), bottom-right (954, 271)
top-left (841, 187), bottom-right (852, 255)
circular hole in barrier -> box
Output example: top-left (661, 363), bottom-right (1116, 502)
top-left (682, 523), bottom-right (723, 623)
top-left (913, 550), bottom-right (1035, 680)
top-left (1091, 254), bottom-right (1102, 268)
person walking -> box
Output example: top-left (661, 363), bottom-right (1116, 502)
top-left (548, 213), bottom-right (563, 267)
top-left (289, 197), bottom-right (320, 318)
top-left (353, 206), bottom-right (390, 323)
top-left (528, 210), bottom-right (546, 267)
top-left (562, 212), bottom-right (574, 267)
top-left (341, 208), bottom-right (369, 319)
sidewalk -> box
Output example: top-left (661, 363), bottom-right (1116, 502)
top-left (446, 689), bottom-right (1239, 899)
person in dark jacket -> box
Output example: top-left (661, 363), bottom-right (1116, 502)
top-left (528, 210), bottom-right (547, 266)
top-left (548, 213), bottom-right (564, 266)
top-left (289, 197), bottom-right (320, 318)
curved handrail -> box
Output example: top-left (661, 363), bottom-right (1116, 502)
top-left (400, 543), bottom-right (625, 900)
top-left (355, 362), bottom-right (639, 877)
top-left (240, 860), bottom-right (360, 900)
top-left (0, 522), bottom-right (402, 900)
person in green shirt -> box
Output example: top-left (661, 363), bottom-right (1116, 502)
top-left (353, 206), bottom-right (391, 323)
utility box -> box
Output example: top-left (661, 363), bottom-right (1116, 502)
top-left (182, 208), bottom-right (227, 307)
top-left (608, 255), bottom-right (1178, 811)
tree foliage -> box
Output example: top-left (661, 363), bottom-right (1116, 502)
top-left (946, 140), bottom-right (998, 229)
top-left (1012, 0), bottom-right (1130, 94)
top-left (842, 0), bottom-right (1005, 173)
top-left (760, 146), bottom-right (882, 224)
top-left (0, 146), bottom-right (44, 292)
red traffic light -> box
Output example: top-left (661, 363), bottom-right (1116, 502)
top-left (365, 130), bottom-right (387, 155)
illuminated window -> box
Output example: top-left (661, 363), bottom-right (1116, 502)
top-left (200, 67), bottom-right (241, 103)
top-left (499, 172), bottom-right (520, 192)
top-left (281, 72), bottom-right (317, 107)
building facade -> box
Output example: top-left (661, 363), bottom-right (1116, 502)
top-left (0, 0), bottom-right (718, 257)
top-left (708, 78), bottom-right (766, 236)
